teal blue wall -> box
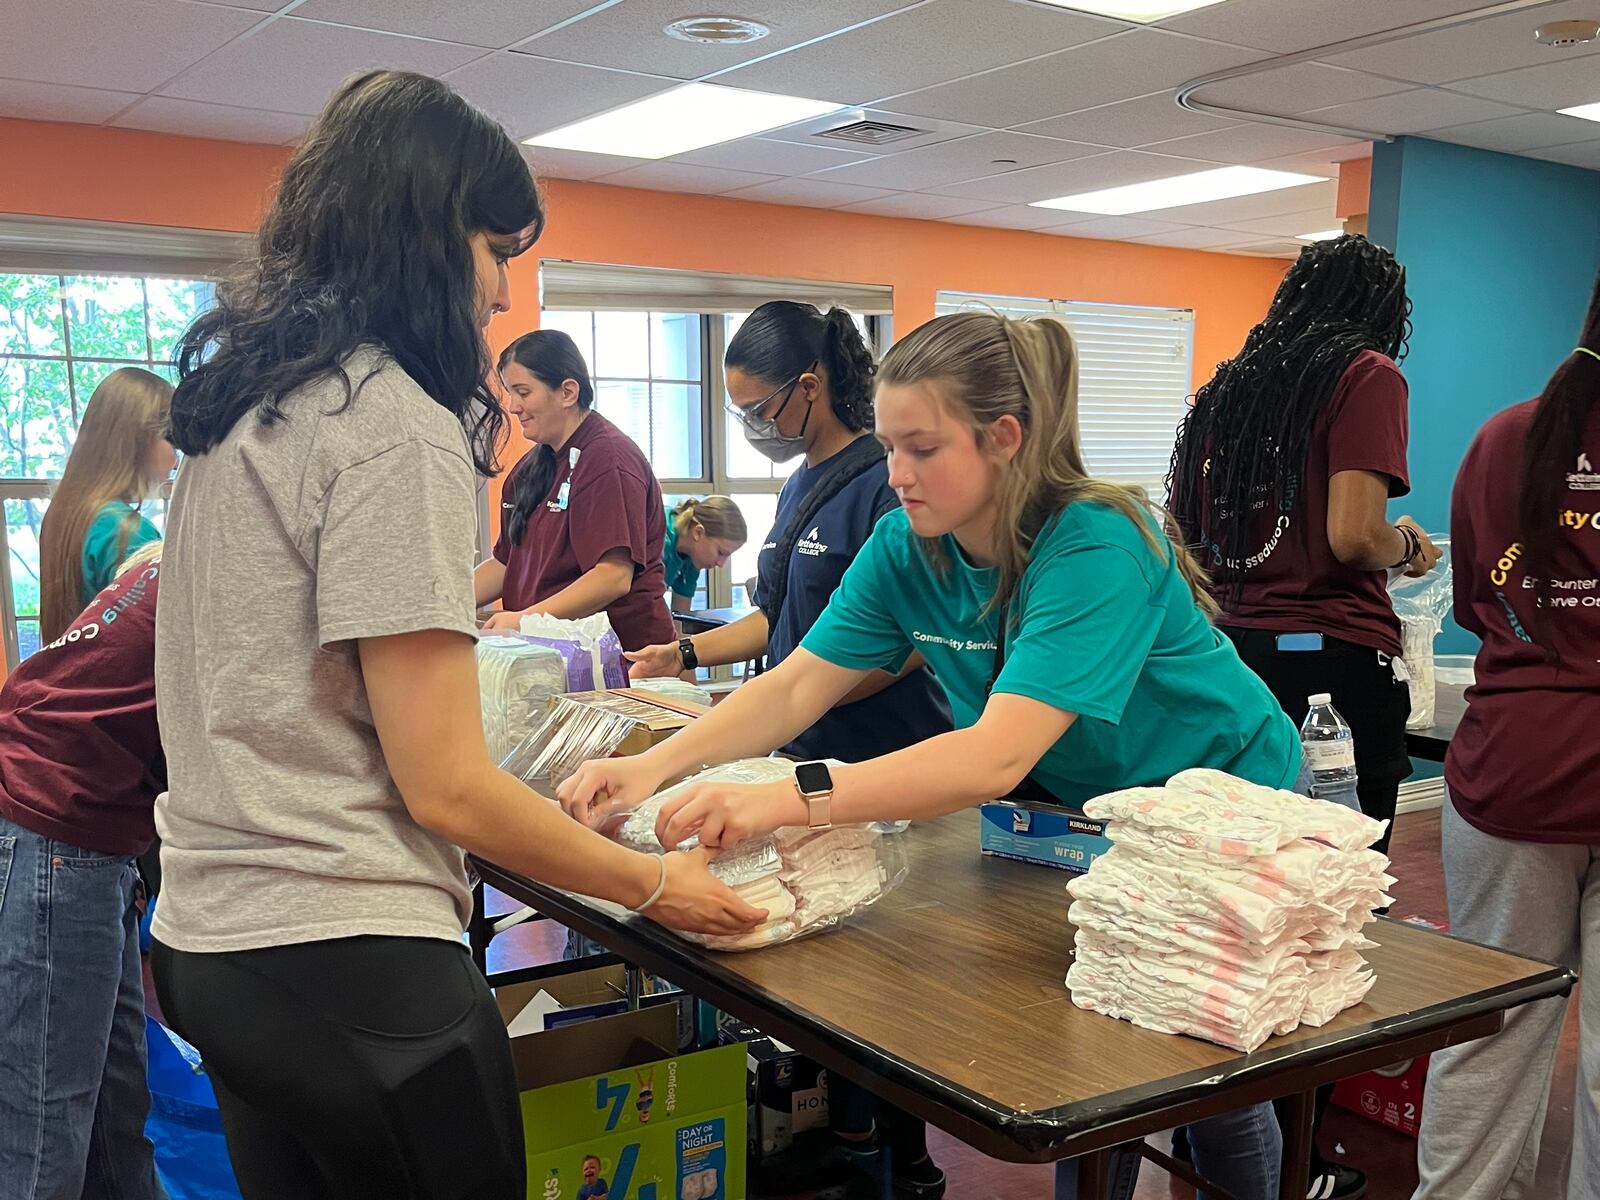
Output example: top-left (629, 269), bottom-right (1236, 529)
top-left (1369, 136), bottom-right (1600, 654)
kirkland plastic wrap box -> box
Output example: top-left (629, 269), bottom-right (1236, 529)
top-left (502, 985), bottom-right (746, 1200)
top-left (978, 799), bottom-right (1111, 873)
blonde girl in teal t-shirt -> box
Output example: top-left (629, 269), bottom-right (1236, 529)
top-left (560, 311), bottom-right (1298, 1200)
top-left (662, 496), bottom-right (747, 613)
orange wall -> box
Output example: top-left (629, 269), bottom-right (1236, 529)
top-left (2, 117), bottom-right (1287, 510)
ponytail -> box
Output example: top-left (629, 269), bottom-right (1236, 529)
top-left (726, 300), bottom-right (876, 432)
top-left (498, 329), bottom-right (595, 547)
top-left (1519, 269), bottom-right (1600, 625)
top-left (672, 495), bottom-right (748, 544)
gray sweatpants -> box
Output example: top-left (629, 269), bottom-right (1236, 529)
top-left (1412, 797), bottom-right (1600, 1200)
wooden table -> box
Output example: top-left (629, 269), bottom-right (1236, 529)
top-left (1406, 680), bottom-right (1466, 762)
top-left (476, 811), bottom-right (1569, 1197)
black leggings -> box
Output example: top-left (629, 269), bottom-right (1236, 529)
top-left (151, 936), bottom-right (523, 1200)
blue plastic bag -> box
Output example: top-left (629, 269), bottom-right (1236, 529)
top-left (143, 1017), bottom-right (243, 1200)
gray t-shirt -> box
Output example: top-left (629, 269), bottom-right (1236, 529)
top-left (153, 349), bottom-right (480, 952)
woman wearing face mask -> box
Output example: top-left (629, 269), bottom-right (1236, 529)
top-left (477, 329), bottom-right (675, 652)
top-left (663, 496), bottom-right (747, 614)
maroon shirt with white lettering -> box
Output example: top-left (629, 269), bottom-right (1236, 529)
top-left (0, 561), bottom-right (163, 856)
top-left (1447, 399), bottom-right (1600, 843)
top-left (493, 411), bottom-right (673, 652)
top-left (1204, 351), bottom-right (1411, 657)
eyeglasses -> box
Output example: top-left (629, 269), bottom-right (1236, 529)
top-left (724, 361), bottom-right (817, 435)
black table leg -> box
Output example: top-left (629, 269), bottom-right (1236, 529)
top-left (468, 880), bottom-right (492, 975)
top-left (1279, 1089), bottom-right (1315, 1200)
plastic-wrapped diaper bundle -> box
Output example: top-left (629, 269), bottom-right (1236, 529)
top-left (607, 758), bottom-right (907, 951)
top-left (516, 612), bottom-right (628, 692)
top-left (475, 635), bottom-right (570, 763)
top-left (1065, 768), bottom-right (1392, 1052)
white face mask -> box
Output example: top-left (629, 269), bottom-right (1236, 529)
top-left (730, 370), bottom-right (814, 462)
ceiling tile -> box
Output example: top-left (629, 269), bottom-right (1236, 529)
top-left (0, 0), bottom-right (263, 92)
top-left (293, 0), bottom-right (597, 50)
top-left (445, 52), bottom-right (673, 141)
top-left (160, 16), bottom-right (485, 114)
top-left (716, 0), bottom-right (1125, 107)
top-left (1198, 63), bottom-right (1411, 117)
top-left (1425, 111), bottom-right (1600, 154)
top-left (888, 28), bottom-right (1262, 128)
top-left (835, 193), bottom-right (1008, 219)
top-left (1018, 90), bottom-right (1238, 149)
top-left (1527, 139), bottom-right (1600, 170)
top-left (948, 204), bottom-right (1096, 231)
top-left (515, 0), bottom-right (921, 80)
top-left (725, 177), bottom-right (899, 209)
top-left (671, 136), bottom-right (873, 175)
top-left (1146, 123), bottom-right (1358, 164)
top-left (1322, 0), bottom-right (1600, 86)
top-left (1250, 144), bottom-right (1372, 175)
top-left (812, 131), bottom-right (1104, 190)
top-left (1217, 207), bottom-right (1343, 236)
top-left (760, 108), bottom-right (986, 152)
top-left (1054, 214), bottom-right (1198, 239)
top-left (528, 147), bottom-right (649, 181)
top-left (111, 96), bottom-right (310, 142)
top-left (1298, 88), bottom-right (1525, 135)
top-left (1154, 178), bottom-right (1336, 225)
top-left (1126, 226), bottom-right (1263, 249)
top-left (598, 162), bottom-right (782, 195)
top-left (929, 148), bottom-right (1217, 204)
top-left (1449, 53), bottom-right (1600, 109)
top-left (0, 78), bottom-right (142, 124)
top-left (1159, 0), bottom-right (1488, 55)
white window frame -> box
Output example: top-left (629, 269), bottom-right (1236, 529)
top-left (934, 291), bottom-right (1195, 503)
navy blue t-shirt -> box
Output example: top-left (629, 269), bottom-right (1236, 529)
top-left (754, 440), bottom-right (952, 762)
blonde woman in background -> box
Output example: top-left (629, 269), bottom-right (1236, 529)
top-left (38, 367), bottom-right (175, 642)
top-left (663, 496), bottom-right (747, 612)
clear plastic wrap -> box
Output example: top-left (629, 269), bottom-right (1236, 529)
top-left (1388, 538), bottom-right (1452, 730)
top-left (628, 677), bottom-right (715, 708)
top-left (515, 613), bottom-right (627, 692)
top-left (475, 635), bottom-right (569, 764)
top-left (606, 758), bottom-right (908, 951)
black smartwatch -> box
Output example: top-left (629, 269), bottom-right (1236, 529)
top-left (678, 636), bottom-right (699, 671)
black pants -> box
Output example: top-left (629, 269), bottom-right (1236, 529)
top-left (1224, 627), bottom-right (1413, 855)
top-left (151, 936), bottom-right (524, 1200)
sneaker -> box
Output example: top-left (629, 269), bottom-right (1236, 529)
top-left (1307, 1163), bottom-right (1367, 1200)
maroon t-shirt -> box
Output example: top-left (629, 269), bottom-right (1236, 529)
top-left (493, 411), bottom-right (674, 652)
top-left (1447, 399), bottom-right (1600, 843)
top-left (0, 560), bottom-right (163, 857)
top-left (1206, 351), bottom-right (1411, 657)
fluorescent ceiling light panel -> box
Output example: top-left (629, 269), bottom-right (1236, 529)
top-left (1031, 166), bottom-right (1327, 215)
top-left (1297, 228), bottom-right (1344, 241)
top-left (1557, 100), bottom-right (1600, 123)
top-left (1028, 0), bottom-right (1230, 21)
top-left (524, 83), bottom-right (845, 159)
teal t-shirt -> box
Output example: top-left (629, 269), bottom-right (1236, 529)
top-left (801, 504), bottom-right (1300, 806)
top-left (661, 508), bottom-right (702, 601)
top-left (82, 501), bottom-right (161, 605)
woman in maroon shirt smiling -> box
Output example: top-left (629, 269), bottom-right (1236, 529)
top-left (476, 330), bottom-right (674, 652)
top-left (1412, 272), bottom-right (1600, 1200)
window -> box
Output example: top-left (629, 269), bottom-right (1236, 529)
top-left (1, 270), bottom-right (216, 668)
top-left (934, 292), bottom-right (1195, 501)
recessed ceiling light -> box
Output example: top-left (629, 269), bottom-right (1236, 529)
top-left (664, 16), bottom-right (770, 44)
top-left (1558, 100), bottom-right (1600, 122)
top-left (1027, 0), bottom-right (1230, 22)
top-left (1031, 166), bottom-right (1328, 215)
top-left (524, 84), bottom-right (846, 159)
top-left (1297, 228), bottom-right (1345, 241)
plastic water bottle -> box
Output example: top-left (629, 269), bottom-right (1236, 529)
top-left (1300, 693), bottom-right (1360, 811)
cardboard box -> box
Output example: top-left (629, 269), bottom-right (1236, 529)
top-left (510, 1003), bottom-right (746, 1200)
top-left (978, 800), bottom-right (1110, 874)
top-left (496, 966), bottom-right (630, 1036)
top-left (714, 1014), bottom-right (829, 1160)
top-left (552, 690), bottom-right (710, 757)
top-left (1331, 1055), bottom-right (1428, 1138)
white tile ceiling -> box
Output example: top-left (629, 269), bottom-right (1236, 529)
top-left (3, 0), bottom-right (1599, 260)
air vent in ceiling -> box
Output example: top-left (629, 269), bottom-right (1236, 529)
top-left (813, 119), bottom-right (929, 147)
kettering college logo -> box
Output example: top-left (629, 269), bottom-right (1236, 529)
top-left (1570, 453), bottom-right (1600, 491)
top-left (797, 526), bottom-right (828, 557)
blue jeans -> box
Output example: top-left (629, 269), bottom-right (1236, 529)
top-left (0, 814), bottom-right (165, 1200)
top-left (1054, 1102), bottom-right (1282, 1200)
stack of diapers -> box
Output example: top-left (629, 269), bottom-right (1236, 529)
top-left (608, 758), bottom-right (907, 951)
top-left (517, 612), bottom-right (628, 693)
top-left (1065, 768), bottom-right (1392, 1052)
top-left (476, 635), bottom-right (569, 763)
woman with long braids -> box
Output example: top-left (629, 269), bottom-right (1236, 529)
top-left (1411, 272), bottom-right (1600, 1200)
top-left (1168, 233), bottom-right (1439, 1200)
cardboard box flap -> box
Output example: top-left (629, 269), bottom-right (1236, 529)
top-left (494, 965), bottom-right (627, 1026)
top-left (509, 1005), bottom-right (679, 1092)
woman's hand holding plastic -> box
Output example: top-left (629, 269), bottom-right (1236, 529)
top-left (625, 642), bottom-right (683, 680)
top-left (655, 780), bottom-right (804, 851)
top-left (648, 848), bottom-right (768, 935)
top-left (556, 756), bottom-right (665, 831)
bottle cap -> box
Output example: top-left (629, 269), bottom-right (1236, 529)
top-left (1307, 692), bottom-right (1332, 706)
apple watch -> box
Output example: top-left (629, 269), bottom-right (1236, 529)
top-left (678, 636), bottom-right (699, 671)
top-left (794, 760), bottom-right (834, 830)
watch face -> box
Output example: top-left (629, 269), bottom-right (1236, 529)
top-left (795, 760), bottom-right (831, 794)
